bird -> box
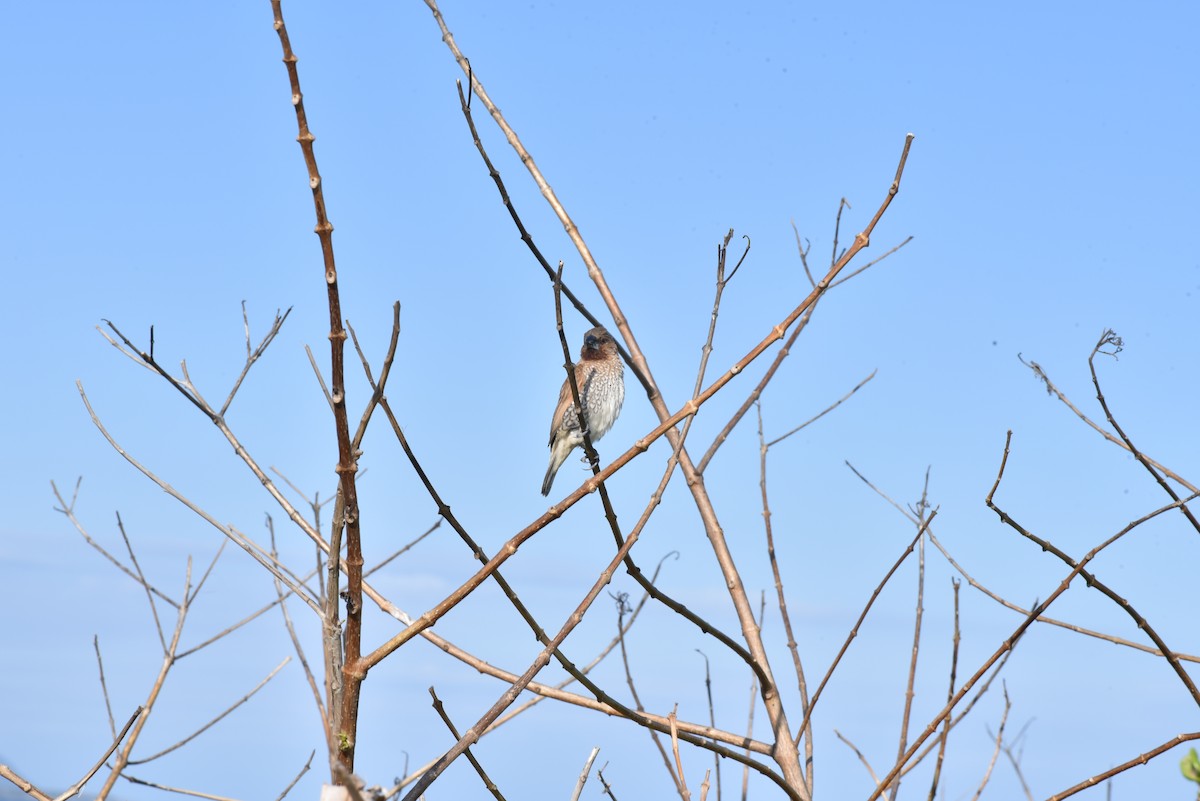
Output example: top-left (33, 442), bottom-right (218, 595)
top-left (541, 325), bottom-right (625, 496)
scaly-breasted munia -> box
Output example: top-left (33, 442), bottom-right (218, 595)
top-left (541, 326), bottom-right (625, 496)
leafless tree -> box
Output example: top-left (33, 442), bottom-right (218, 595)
top-left (4, 4), bottom-right (1196, 801)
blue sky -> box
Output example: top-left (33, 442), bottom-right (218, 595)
top-left (2, 2), bottom-right (1198, 800)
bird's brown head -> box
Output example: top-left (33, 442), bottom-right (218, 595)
top-left (580, 326), bottom-right (617, 361)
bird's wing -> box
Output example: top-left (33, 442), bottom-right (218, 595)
top-left (548, 365), bottom-right (596, 445)
top-left (549, 376), bottom-right (574, 446)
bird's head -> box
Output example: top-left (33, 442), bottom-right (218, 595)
top-left (580, 326), bottom-right (616, 360)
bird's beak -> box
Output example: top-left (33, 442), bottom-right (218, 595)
top-left (584, 334), bottom-right (600, 350)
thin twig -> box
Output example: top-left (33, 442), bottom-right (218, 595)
top-left (865, 434), bottom-right (1199, 801)
top-left (742, 594), bottom-right (767, 801)
top-left (51, 479), bottom-right (178, 609)
top-left (616, 594), bottom-right (681, 796)
top-left (755, 402), bottom-right (810, 762)
top-left (429, 688), bottom-right (507, 800)
top-left (999, 720), bottom-right (1035, 801)
top-left (834, 730), bottom-right (889, 801)
top-left (96, 561), bottom-right (193, 800)
top-left (1044, 732), bottom-right (1200, 800)
top-left (270, 516), bottom-right (329, 746)
top-left (1087, 329), bottom-right (1200, 534)
top-left (892, 470), bottom-right (932, 799)
top-left (273, 751), bottom-right (315, 801)
top-left (795, 513), bottom-right (937, 742)
top-left (970, 685), bottom-right (1011, 801)
top-left (49, 707), bottom-right (144, 801)
top-left (128, 658), bottom-right (290, 764)
top-left (220, 304), bottom-right (292, 417)
top-left (696, 650), bottom-right (722, 801)
top-left (93, 636), bottom-right (117, 739)
top-left (598, 764), bottom-right (619, 801)
top-left (926, 579), bottom-right (960, 801)
top-left (765, 370), bottom-right (877, 448)
top-left (121, 775), bottom-right (241, 801)
top-left (115, 511), bottom-right (167, 652)
top-left (569, 747), bottom-right (600, 801)
top-left (1018, 353), bottom-right (1197, 493)
top-left (668, 705), bottom-right (692, 801)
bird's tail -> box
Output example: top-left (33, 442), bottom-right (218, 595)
top-left (541, 460), bottom-right (560, 497)
top-left (541, 441), bottom-right (572, 496)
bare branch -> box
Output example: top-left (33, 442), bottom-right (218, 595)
top-left (1044, 732), bottom-right (1200, 801)
top-left (128, 658), bottom-right (290, 764)
top-left (1087, 329), bottom-right (1200, 535)
top-left (569, 747), bottom-right (600, 801)
top-left (970, 685), bottom-right (1010, 801)
top-left (50, 707), bottom-right (144, 801)
top-left (429, 688), bottom-right (507, 801)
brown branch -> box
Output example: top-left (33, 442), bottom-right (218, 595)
top-left (834, 729), bottom-right (889, 801)
top-left (569, 747), bottom-right (601, 801)
top-left (220, 304), bottom-right (292, 417)
top-left (49, 707), bottom-right (144, 801)
top-left (346, 302), bottom-right (402, 452)
top-left (268, 1), bottom-right (363, 775)
top-left (93, 637), bottom-right (117, 738)
top-left (270, 516), bottom-right (330, 747)
top-left (1018, 353), bottom-right (1197, 493)
top-left (928, 526), bottom-right (1200, 663)
top-left (998, 720), bottom-right (1035, 801)
top-left (755, 402), bottom-right (810, 757)
top-left (114, 511), bottom-right (167, 652)
top-left (274, 751), bottom-right (315, 801)
top-left (970, 685), bottom-right (1011, 801)
top-left (598, 764), bottom-right (619, 801)
top-left (830, 198), bottom-right (850, 269)
top-left (1087, 329), bottom-right (1200, 534)
top-left (487, 552), bottom-right (680, 731)
top-left (764, 370), bottom-right (877, 448)
top-left (695, 650), bottom-right (722, 801)
top-left (362, 517), bottom-right (441, 579)
top-left (668, 705), bottom-right (692, 801)
top-left (682, 230), bottom-right (749, 448)
top-left (123, 774), bottom-right (242, 801)
top-left (926, 579), bottom-right (961, 801)
top-left (742, 594), bottom-right (768, 801)
top-left (892, 471), bottom-right (932, 799)
top-left (1044, 731), bottom-right (1200, 801)
top-left (0, 767), bottom-right (52, 801)
top-left (829, 236), bottom-right (912, 288)
top-left (400, 488), bottom-right (796, 800)
top-left (429, 688), bottom-right (507, 801)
